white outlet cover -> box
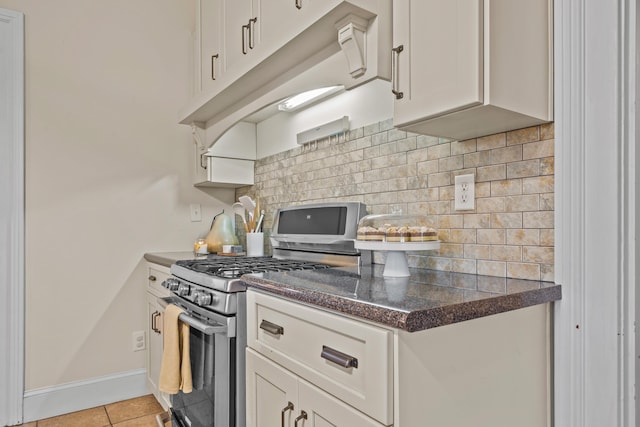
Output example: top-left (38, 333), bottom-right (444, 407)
top-left (455, 174), bottom-right (475, 211)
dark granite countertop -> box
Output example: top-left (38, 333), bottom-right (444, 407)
top-left (241, 265), bottom-right (561, 332)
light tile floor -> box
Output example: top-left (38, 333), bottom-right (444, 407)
top-left (15, 394), bottom-right (169, 427)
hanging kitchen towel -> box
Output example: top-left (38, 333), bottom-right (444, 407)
top-left (159, 304), bottom-right (193, 394)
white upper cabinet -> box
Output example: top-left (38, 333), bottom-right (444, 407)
top-left (198, 0), bottom-right (224, 94)
top-left (223, 0), bottom-right (259, 71)
top-left (392, 0), bottom-right (552, 140)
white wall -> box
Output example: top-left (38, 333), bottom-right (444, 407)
top-left (256, 79), bottom-right (393, 158)
top-left (0, 0), bottom-right (233, 392)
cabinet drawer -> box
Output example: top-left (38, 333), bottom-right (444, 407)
top-left (147, 264), bottom-right (171, 297)
top-left (247, 290), bottom-right (393, 425)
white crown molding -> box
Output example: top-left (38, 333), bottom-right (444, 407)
top-left (0, 7), bottom-right (24, 427)
top-left (23, 369), bottom-right (148, 423)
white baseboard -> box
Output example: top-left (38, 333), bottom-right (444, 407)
top-left (22, 369), bottom-right (148, 423)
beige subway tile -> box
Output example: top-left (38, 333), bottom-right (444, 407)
top-left (523, 176), bottom-right (554, 194)
top-left (379, 141), bottom-right (399, 156)
top-left (439, 214), bottom-right (464, 229)
top-left (506, 262), bottom-right (541, 280)
top-left (427, 142), bottom-right (452, 160)
top-left (506, 229), bottom-right (540, 245)
top-left (416, 159), bottom-right (439, 175)
top-left (406, 201), bottom-right (430, 215)
top-left (540, 157), bottom-right (555, 175)
top-left (490, 145), bottom-right (522, 164)
top-left (540, 229), bottom-right (554, 246)
top-left (439, 155), bottom-right (465, 171)
top-left (428, 172), bottom-right (452, 187)
top-left (523, 139), bottom-right (554, 160)
top-left (372, 132), bottom-right (388, 146)
top-left (426, 257), bottom-right (452, 271)
top-left (439, 185), bottom-right (455, 201)
top-left (464, 244), bottom-right (492, 259)
top-left (540, 122), bottom-right (555, 140)
top-left (523, 246), bottom-right (554, 264)
top-left (477, 133), bottom-right (506, 150)
top-left (477, 229), bottom-right (506, 244)
top-left (396, 189), bottom-right (422, 202)
top-left (491, 179), bottom-right (523, 196)
top-left (507, 159), bottom-right (541, 179)
top-left (476, 197), bottom-right (505, 213)
top-left (541, 264), bottom-right (555, 281)
top-left (372, 152), bottom-right (407, 169)
top-left (427, 200), bottom-right (451, 215)
top-left (398, 136), bottom-right (417, 152)
top-left (452, 258), bottom-right (477, 274)
top-left (407, 176), bottom-right (428, 189)
top-left (505, 194), bottom-right (540, 212)
top-left (449, 229), bottom-right (477, 243)
top-left (478, 260), bottom-right (507, 277)
top-left (477, 165), bottom-right (506, 182)
top-left (416, 134), bottom-right (440, 148)
top-left (437, 228), bottom-right (451, 242)
top-left (363, 122), bottom-right (380, 136)
top-left (439, 243), bottom-right (465, 258)
top-left (506, 126), bottom-right (540, 145)
top-left (388, 128), bottom-right (407, 142)
top-left (463, 213), bottom-right (491, 228)
top-left (540, 193), bottom-right (554, 210)
top-left (523, 211), bottom-right (554, 228)
top-left (491, 212), bottom-right (523, 228)
top-left (407, 147), bottom-right (430, 164)
top-left (464, 150), bottom-right (492, 168)
top-left (388, 178), bottom-right (408, 191)
top-left (491, 245), bottom-right (522, 262)
top-left (451, 139), bottom-right (477, 155)
top-left (476, 182), bottom-right (492, 197)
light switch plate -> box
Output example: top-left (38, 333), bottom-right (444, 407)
top-left (455, 174), bottom-right (475, 211)
top-left (190, 204), bottom-right (202, 222)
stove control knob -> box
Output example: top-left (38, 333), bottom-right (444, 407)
top-left (161, 278), bottom-right (179, 291)
top-left (177, 283), bottom-right (190, 296)
top-left (195, 292), bottom-right (214, 306)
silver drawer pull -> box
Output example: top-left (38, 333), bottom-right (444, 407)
top-left (294, 410), bottom-right (307, 427)
top-left (281, 402), bottom-right (294, 427)
top-left (321, 345), bottom-right (358, 369)
top-left (260, 319), bottom-right (284, 336)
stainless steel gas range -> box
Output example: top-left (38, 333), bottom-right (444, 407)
top-left (158, 202), bottom-right (368, 427)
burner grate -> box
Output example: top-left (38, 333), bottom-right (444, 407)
top-left (176, 257), bottom-right (332, 279)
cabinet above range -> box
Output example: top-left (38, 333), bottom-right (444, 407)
top-left (183, 0), bottom-right (392, 129)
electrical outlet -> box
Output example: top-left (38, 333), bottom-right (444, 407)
top-left (132, 331), bottom-right (146, 352)
top-left (455, 174), bottom-right (475, 211)
top-left (190, 204), bottom-right (202, 222)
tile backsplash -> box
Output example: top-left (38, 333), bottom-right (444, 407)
top-left (236, 119), bottom-right (554, 281)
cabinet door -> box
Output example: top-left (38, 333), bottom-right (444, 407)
top-left (146, 293), bottom-right (170, 409)
top-left (393, 0), bottom-right (483, 127)
top-left (298, 380), bottom-right (385, 427)
top-left (246, 348), bottom-right (299, 427)
top-left (223, 0), bottom-right (258, 70)
top-left (199, 0), bottom-right (224, 93)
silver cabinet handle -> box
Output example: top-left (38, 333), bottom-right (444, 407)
top-left (321, 345), bottom-right (358, 368)
top-left (248, 17), bottom-right (257, 50)
top-left (295, 0), bottom-right (302, 9)
top-left (242, 23), bottom-right (250, 54)
top-left (211, 53), bottom-right (219, 80)
top-left (294, 411), bottom-right (307, 427)
top-left (260, 319), bottom-right (284, 336)
top-left (281, 402), bottom-right (294, 427)
top-left (148, 275), bottom-right (157, 282)
top-left (151, 311), bottom-right (161, 334)
top-left (391, 45), bottom-right (404, 99)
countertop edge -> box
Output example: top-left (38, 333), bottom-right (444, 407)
top-left (242, 275), bottom-right (562, 332)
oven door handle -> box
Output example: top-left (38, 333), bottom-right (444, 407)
top-left (158, 297), bottom-right (228, 336)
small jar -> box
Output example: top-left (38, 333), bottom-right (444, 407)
top-left (194, 238), bottom-right (208, 256)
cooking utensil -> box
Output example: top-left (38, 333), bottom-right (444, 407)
top-left (239, 196), bottom-right (256, 222)
top-left (232, 202), bottom-right (249, 233)
top-left (255, 210), bottom-right (265, 233)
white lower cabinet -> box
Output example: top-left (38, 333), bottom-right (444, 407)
top-left (246, 348), bottom-right (385, 427)
top-left (246, 289), bottom-right (553, 427)
top-left (146, 263), bottom-right (171, 410)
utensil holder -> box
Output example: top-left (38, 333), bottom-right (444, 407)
top-left (246, 232), bottom-right (264, 257)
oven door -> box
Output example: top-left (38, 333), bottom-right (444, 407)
top-left (158, 296), bottom-right (237, 427)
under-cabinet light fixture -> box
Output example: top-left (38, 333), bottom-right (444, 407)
top-left (278, 86), bottom-right (343, 112)
top-left (296, 116), bottom-right (350, 145)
